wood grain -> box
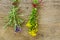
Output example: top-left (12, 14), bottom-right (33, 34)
top-left (0, 0), bottom-right (60, 40)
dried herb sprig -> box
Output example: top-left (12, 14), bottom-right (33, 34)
top-left (26, 0), bottom-right (41, 37)
top-left (4, 0), bottom-right (23, 32)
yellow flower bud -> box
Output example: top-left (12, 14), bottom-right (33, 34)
top-left (33, 29), bottom-right (38, 33)
top-left (29, 30), bottom-right (37, 37)
top-left (26, 21), bottom-right (32, 27)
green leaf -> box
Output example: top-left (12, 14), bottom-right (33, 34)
top-left (11, 0), bottom-right (17, 2)
top-left (33, 0), bottom-right (39, 4)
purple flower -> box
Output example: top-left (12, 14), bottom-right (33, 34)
top-left (15, 25), bottom-right (21, 32)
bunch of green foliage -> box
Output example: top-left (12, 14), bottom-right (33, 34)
top-left (4, 0), bottom-right (23, 32)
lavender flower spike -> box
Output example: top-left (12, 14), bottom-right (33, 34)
top-left (15, 25), bottom-right (21, 32)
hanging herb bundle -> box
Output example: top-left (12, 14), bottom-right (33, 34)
top-left (4, 0), bottom-right (23, 32)
top-left (26, 0), bottom-right (41, 37)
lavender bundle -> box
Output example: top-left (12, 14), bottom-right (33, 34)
top-left (4, 0), bottom-right (23, 32)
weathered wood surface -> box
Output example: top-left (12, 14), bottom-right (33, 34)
top-left (0, 0), bottom-right (60, 40)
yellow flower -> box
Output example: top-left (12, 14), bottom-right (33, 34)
top-left (29, 30), bottom-right (37, 37)
top-left (26, 21), bottom-right (32, 27)
top-left (33, 29), bottom-right (38, 33)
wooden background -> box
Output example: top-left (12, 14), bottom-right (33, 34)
top-left (0, 0), bottom-right (60, 40)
